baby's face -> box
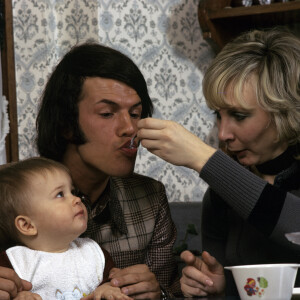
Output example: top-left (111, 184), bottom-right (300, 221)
top-left (28, 169), bottom-right (88, 248)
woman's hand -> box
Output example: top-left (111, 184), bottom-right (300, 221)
top-left (137, 118), bottom-right (216, 173)
top-left (180, 250), bottom-right (225, 297)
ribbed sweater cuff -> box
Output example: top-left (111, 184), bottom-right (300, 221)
top-left (200, 150), bottom-right (267, 219)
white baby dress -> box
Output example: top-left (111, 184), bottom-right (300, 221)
top-left (6, 238), bottom-right (105, 299)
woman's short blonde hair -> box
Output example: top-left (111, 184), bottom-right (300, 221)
top-left (203, 27), bottom-right (300, 145)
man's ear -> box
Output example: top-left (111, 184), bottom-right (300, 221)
top-left (15, 215), bottom-right (37, 236)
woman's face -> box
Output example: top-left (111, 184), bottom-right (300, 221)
top-left (216, 79), bottom-right (288, 167)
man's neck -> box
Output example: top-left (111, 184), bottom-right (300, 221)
top-left (62, 144), bottom-right (110, 204)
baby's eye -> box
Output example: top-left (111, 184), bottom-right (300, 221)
top-left (56, 191), bottom-right (64, 198)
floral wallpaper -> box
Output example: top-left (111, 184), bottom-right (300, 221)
top-left (12, 0), bottom-right (218, 202)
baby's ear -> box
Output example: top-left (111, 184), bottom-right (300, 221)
top-left (15, 216), bottom-right (37, 236)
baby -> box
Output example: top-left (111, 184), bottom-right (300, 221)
top-left (0, 157), bottom-right (131, 300)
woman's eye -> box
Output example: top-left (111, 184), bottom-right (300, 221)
top-left (56, 191), bottom-right (64, 198)
top-left (233, 113), bottom-right (247, 121)
top-left (213, 111), bottom-right (221, 120)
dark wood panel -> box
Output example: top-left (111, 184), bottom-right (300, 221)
top-left (198, 0), bottom-right (300, 50)
top-left (1, 0), bottom-right (19, 162)
top-left (210, 1), bottom-right (300, 18)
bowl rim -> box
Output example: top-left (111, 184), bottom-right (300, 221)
top-left (224, 263), bottom-right (300, 270)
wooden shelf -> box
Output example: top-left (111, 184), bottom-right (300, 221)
top-left (198, 1), bottom-right (300, 51)
top-left (210, 1), bottom-right (300, 18)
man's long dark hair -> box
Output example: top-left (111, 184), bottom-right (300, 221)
top-left (36, 43), bottom-right (153, 161)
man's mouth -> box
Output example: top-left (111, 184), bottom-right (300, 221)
top-left (119, 140), bottom-right (138, 157)
top-left (122, 139), bottom-right (138, 149)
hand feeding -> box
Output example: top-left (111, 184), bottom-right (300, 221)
top-left (129, 136), bottom-right (136, 149)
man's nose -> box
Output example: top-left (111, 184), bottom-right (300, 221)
top-left (117, 113), bottom-right (135, 136)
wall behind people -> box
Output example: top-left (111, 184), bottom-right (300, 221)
top-left (12, 0), bottom-right (217, 202)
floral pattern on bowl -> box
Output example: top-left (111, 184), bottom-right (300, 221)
top-left (244, 277), bottom-right (268, 297)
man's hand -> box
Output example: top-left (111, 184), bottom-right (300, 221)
top-left (180, 250), bottom-right (225, 297)
top-left (81, 282), bottom-right (133, 300)
top-left (109, 265), bottom-right (160, 299)
top-left (0, 267), bottom-right (32, 300)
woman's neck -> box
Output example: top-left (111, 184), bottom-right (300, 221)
top-left (255, 144), bottom-right (298, 175)
top-left (254, 172), bottom-right (276, 185)
top-left (251, 144), bottom-right (298, 184)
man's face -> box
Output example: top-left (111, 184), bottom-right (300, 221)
top-left (76, 77), bottom-right (142, 177)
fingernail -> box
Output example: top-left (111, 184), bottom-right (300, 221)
top-left (112, 279), bottom-right (119, 286)
top-left (205, 279), bottom-right (214, 286)
top-left (122, 288), bottom-right (129, 295)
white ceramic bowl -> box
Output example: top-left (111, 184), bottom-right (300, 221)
top-left (225, 264), bottom-right (300, 300)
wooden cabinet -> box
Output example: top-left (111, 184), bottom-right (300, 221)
top-left (198, 0), bottom-right (300, 51)
top-left (1, 0), bottom-right (18, 162)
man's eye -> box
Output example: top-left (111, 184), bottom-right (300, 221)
top-left (130, 113), bottom-right (141, 119)
top-left (99, 113), bottom-right (113, 118)
top-left (56, 192), bottom-right (64, 198)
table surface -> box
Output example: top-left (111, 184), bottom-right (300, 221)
top-left (171, 294), bottom-right (300, 300)
top-left (170, 295), bottom-right (299, 300)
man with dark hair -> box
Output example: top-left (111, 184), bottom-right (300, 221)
top-left (0, 43), bottom-right (180, 299)
top-left (37, 43), bottom-right (154, 162)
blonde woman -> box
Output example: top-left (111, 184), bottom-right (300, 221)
top-left (138, 28), bottom-right (300, 297)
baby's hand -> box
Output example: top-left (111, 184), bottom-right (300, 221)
top-left (81, 282), bottom-right (132, 300)
top-left (13, 291), bottom-right (42, 300)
